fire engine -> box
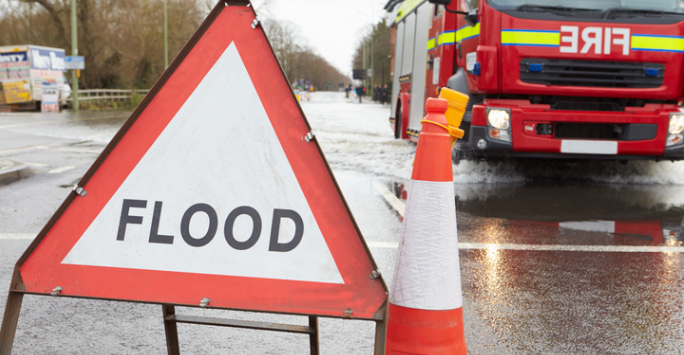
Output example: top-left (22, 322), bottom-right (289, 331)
top-left (385, 0), bottom-right (684, 162)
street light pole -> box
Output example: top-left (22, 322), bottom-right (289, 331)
top-left (371, 28), bottom-right (374, 91)
top-left (164, 0), bottom-right (168, 68)
top-left (71, 0), bottom-right (79, 112)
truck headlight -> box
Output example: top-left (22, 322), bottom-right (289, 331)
top-left (487, 108), bottom-right (510, 130)
top-left (487, 107), bottom-right (511, 142)
top-left (667, 112), bottom-right (684, 147)
top-left (668, 113), bottom-right (684, 135)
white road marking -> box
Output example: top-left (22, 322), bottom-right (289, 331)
top-left (0, 142), bottom-right (61, 155)
top-left (23, 162), bottom-right (49, 167)
top-left (48, 165), bottom-right (75, 174)
top-left (55, 147), bottom-right (103, 154)
top-left (0, 144), bottom-right (102, 156)
top-left (0, 120), bottom-right (60, 129)
top-left (372, 181), bottom-right (405, 217)
top-left (4, 233), bottom-right (681, 253)
top-left (367, 241), bottom-right (684, 253)
top-left (0, 115), bottom-right (121, 130)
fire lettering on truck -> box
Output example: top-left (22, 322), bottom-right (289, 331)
top-left (560, 26), bottom-right (630, 55)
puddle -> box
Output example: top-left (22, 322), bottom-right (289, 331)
top-left (386, 180), bottom-right (684, 246)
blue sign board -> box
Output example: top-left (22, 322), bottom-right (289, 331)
top-left (65, 56), bottom-right (85, 70)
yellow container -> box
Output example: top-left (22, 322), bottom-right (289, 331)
top-left (0, 80), bottom-right (32, 104)
top-left (438, 87), bottom-right (469, 141)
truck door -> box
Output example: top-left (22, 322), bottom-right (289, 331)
top-left (426, 5), bottom-right (444, 101)
top-left (391, 18), bottom-right (406, 138)
top-left (406, 2), bottom-right (433, 139)
top-left (456, 0), bottom-right (480, 92)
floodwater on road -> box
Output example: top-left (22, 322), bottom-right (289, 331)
top-left (302, 92), bottom-right (684, 354)
top-left (1, 91), bottom-right (684, 353)
top-left (304, 91), bottom-right (684, 248)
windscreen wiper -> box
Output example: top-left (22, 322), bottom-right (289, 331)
top-left (516, 5), bottom-right (602, 16)
top-left (603, 7), bottom-right (684, 19)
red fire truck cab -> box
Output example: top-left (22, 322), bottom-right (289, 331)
top-left (386, 0), bottom-right (684, 162)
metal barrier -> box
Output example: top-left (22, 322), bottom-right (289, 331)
top-left (67, 89), bottom-right (149, 103)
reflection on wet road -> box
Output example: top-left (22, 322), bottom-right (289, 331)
top-left (382, 173), bottom-right (684, 248)
top-left (454, 182), bottom-right (684, 247)
top-left (462, 248), bottom-right (684, 354)
top-left (375, 168), bottom-right (684, 353)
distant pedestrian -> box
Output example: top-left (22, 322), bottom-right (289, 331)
top-left (381, 84), bottom-right (389, 105)
top-left (355, 86), bottom-right (363, 103)
top-left (373, 84), bottom-right (380, 102)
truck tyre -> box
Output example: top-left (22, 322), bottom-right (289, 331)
top-left (394, 103), bottom-right (403, 139)
top-left (452, 148), bottom-right (462, 166)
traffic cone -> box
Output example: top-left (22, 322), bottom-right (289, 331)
top-left (386, 96), bottom-right (468, 354)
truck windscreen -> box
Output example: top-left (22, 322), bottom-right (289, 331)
top-left (489, 0), bottom-right (684, 22)
top-left (488, 0), bottom-right (682, 12)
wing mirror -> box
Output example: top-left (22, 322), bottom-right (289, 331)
top-left (428, 0), bottom-right (479, 27)
top-left (464, 10), bottom-right (478, 27)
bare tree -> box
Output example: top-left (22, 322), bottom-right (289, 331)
top-left (0, 0), bottom-right (348, 90)
top-left (0, 0), bottom-right (205, 89)
top-left (262, 18), bottom-right (350, 90)
top-left (262, 18), bottom-right (303, 84)
top-left (352, 18), bottom-right (392, 87)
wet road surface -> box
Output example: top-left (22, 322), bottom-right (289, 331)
top-left (1, 93), bottom-right (684, 353)
top-left (454, 180), bottom-right (684, 354)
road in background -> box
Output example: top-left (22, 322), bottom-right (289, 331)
top-left (1, 91), bottom-right (684, 353)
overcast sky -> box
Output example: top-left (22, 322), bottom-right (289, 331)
top-left (250, 0), bottom-right (391, 77)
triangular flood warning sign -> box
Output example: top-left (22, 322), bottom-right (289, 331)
top-left (17, 1), bottom-right (386, 319)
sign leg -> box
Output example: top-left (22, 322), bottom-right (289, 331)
top-left (373, 303), bottom-right (388, 355)
top-left (162, 305), bottom-right (180, 355)
top-left (373, 318), bottom-right (388, 355)
top-left (0, 291), bottom-right (24, 355)
top-left (308, 316), bottom-right (319, 355)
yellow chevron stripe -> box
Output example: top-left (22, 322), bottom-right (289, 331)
top-left (439, 31), bottom-right (456, 45)
top-left (501, 30), bottom-right (560, 46)
top-left (456, 23), bottom-right (480, 42)
top-left (631, 35), bottom-right (684, 52)
top-left (427, 37), bottom-right (436, 51)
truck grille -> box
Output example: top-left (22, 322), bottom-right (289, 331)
top-left (554, 123), bottom-right (658, 141)
top-left (520, 59), bottom-right (664, 88)
top-left (555, 123), bottom-right (620, 140)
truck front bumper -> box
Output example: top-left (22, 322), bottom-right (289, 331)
top-left (452, 101), bottom-right (684, 162)
top-left (454, 125), bottom-right (684, 162)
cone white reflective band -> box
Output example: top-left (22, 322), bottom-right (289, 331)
top-left (390, 179), bottom-right (463, 310)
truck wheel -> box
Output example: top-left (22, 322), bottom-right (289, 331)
top-left (394, 105), bottom-right (402, 139)
top-left (452, 148), bottom-right (461, 165)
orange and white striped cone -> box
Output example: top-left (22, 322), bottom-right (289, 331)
top-left (386, 96), bottom-right (468, 354)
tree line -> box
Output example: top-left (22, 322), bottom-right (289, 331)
top-left (351, 17), bottom-right (392, 91)
top-left (0, 0), bottom-right (210, 89)
top-left (0, 0), bottom-right (359, 91)
top-left (262, 18), bottom-right (349, 91)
